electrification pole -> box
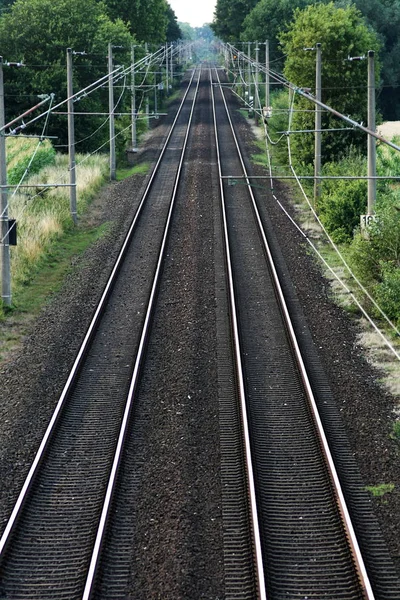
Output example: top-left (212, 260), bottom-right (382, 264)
top-left (145, 43), bottom-right (150, 128)
top-left (265, 40), bottom-right (270, 111)
top-left (131, 45), bottom-right (137, 151)
top-left (247, 41), bottom-right (251, 109)
top-left (154, 68), bottom-right (158, 116)
top-left (314, 43), bottom-right (322, 209)
top-left (108, 43), bottom-right (116, 180)
top-left (67, 48), bottom-right (77, 225)
top-left (165, 43), bottom-right (169, 96)
top-left (368, 49), bottom-right (376, 214)
top-left (170, 43), bottom-right (174, 90)
top-left (0, 56), bottom-right (11, 306)
top-left (255, 42), bottom-right (259, 123)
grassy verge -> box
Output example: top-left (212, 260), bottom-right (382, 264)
top-left (11, 221), bottom-right (111, 316)
top-left (0, 221), bottom-right (111, 363)
top-left (116, 162), bottom-right (150, 181)
top-left (0, 144), bottom-right (110, 333)
top-left (1, 151), bottom-right (108, 313)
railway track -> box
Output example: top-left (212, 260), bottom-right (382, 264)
top-left (210, 66), bottom-right (400, 599)
top-left (0, 68), bottom-right (201, 599)
top-left (0, 64), bottom-right (399, 599)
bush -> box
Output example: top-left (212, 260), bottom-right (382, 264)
top-left (320, 179), bottom-right (367, 242)
top-left (377, 135), bottom-right (400, 177)
top-left (348, 231), bottom-right (378, 284)
top-left (375, 264), bottom-right (400, 324)
top-left (318, 151), bottom-right (367, 242)
top-left (348, 201), bottom-right (400, 322)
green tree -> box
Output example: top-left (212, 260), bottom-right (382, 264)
top-left (279, 2), bottom-right (380, 167)
top-left (241, 0), bottom-right (313, 66)
top-left (212, 0), bottom-right (258, 42)
top-left (104, 0), bottom-right (169, 42)
top-left (166, 3), bottom-right (181, 42)
top-left (0, 0), bottom-right (134, 149)
top-left (179, 22), bottom-right (195, 41)
top-left (340, 0), bottom-right (400, 119)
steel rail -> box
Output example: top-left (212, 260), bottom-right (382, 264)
top-left (214, 65), bottom-right (375, 599)
top-left (210, 68), bottom-right (267, 600)
top-left (0, 68), bottom-right (197, 560)
top-left (82, 67), bottom-right (202, 600)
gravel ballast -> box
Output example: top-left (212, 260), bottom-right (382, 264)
top-left (0, 73), bottom-right (399, 596)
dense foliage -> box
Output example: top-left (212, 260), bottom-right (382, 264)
top-left (103, 0), bottom-right (177, 43)
top-left (280, 2), bottom-right (380, 165)
top-left (240, 0), bottom-right (313, 66)
top-left (344, 0), bottom-right (400, 119)
top-left (213, 0), bottom-right (400, 121)
top-left (0, 0), bottom-right (182, 151)
top-left (211, 0), bottom-right (258, 42)
top-left (0, 0), bottom-right (181, 42)
top-left (318, 152), bottom-right (368, 242)
top-left (166, 4), bottom-right (182, 43)
top-left (0, 0), bottom-right (135, 149)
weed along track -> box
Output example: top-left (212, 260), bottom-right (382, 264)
top-left (0, 65), bottom-right (399, 599)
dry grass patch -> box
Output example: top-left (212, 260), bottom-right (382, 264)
top-left (1, 151), bottom-right (108, 308)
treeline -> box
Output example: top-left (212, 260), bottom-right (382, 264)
top-left (212, 0), bottom-right (400, 120)
top-left (0, 0), bottom-right (182, 150)
top-left (216, 2), bottom-right (380, 168)
top-left (0, 0), bottom-right (181, 44)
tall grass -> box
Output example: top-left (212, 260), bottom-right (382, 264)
top-left (1, 141), bottom-right (108, 310)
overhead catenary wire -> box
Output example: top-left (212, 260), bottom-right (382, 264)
top-left (1, 65), bottom-right (124, 135)
top-left (1, 45), bottom-right (193, 239)
top-left (53, 50), bottom-right (161, 149)
top-left (3, 45), bottom-right (168, 137)
top-left (222, 41), bottom-right (400, 360)
top-left (226, 41), bottom-right (400, 154)
top-left (5, 42), bottom-right (176, 149)
top-left (269, 72), bottom-right (400, 354)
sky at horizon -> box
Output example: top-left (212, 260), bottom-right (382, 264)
top-left (168, 0), bottom-right (217, 27)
